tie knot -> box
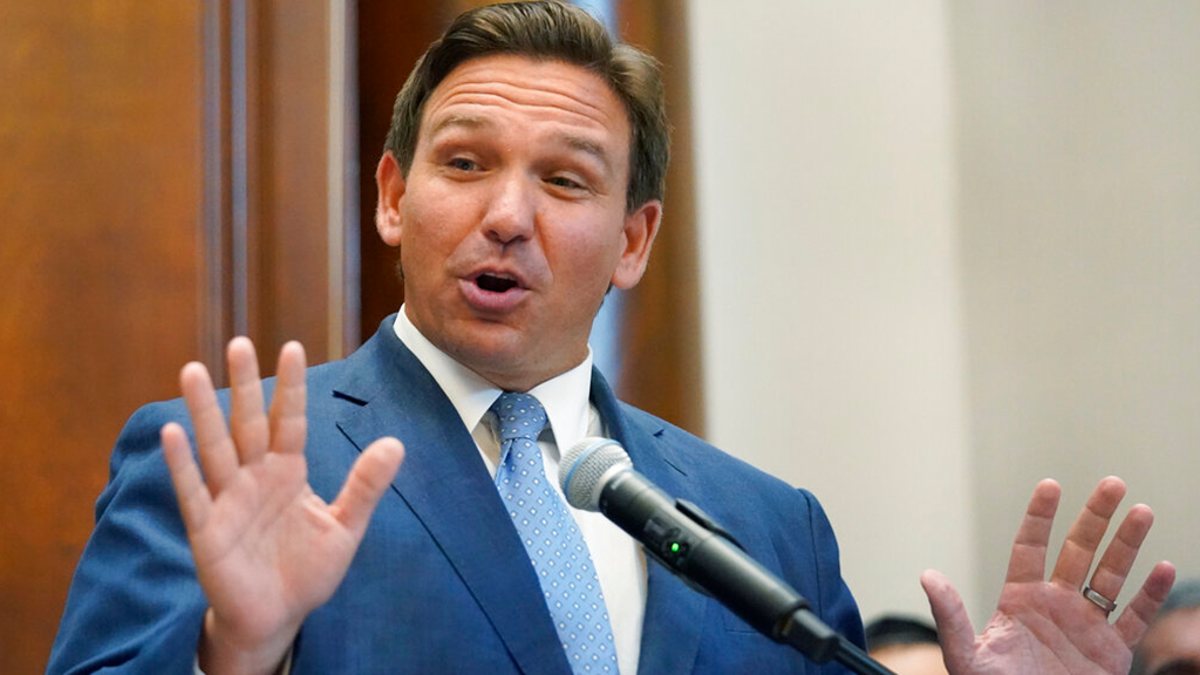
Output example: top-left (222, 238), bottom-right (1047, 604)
top-left (490, 392), bottom-right (548, 443)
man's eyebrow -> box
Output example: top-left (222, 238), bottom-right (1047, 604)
top-left (554, 132), bottom-right (615, 175)
top-left (427, 116), bottom-right (616, 174)
top-left (428, 114), bottom-right (491, 136)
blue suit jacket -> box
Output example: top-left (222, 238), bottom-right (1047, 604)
top-left (48, 317), bottom-right (863, 674)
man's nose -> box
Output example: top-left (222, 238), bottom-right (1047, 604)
top-left (481, 172), bottom-right (536, 244)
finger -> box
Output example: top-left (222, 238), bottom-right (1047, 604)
top-left (162, 422), bottom-right (213, 533)
top-left (330, 438), bottom-right (405, 539)
top-left (180, 361), bottom-right (239, 494)
top-left (1086, 503), bottom-right (1154, 604)
top-left (921, 569), bottom-right (976, 674)
top-left (1005, 478), bottom-right (1061, 584)
top-left (268, 341), bottom-right (307, 456)
top-left (1114, 561), bottom-right (1176, 649)
top-left (1050, 476), bottom-right (1125, 590)
top-left (226, 337), bottom-right (269, 464)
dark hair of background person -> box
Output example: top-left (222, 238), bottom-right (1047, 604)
top-left (1131, 577), bottom-right (1200, 675)
top-left (864, 614), bottom-right (940, 652)
top-left (382, 0), bottom-right (670, 213)
top-left (1150, 661), bottom-right (1200, 675)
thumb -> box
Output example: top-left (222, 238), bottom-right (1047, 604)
top-left (921, 569), bottom-right (976, 674)
top-left (330, 437), bottom-right (405, 538)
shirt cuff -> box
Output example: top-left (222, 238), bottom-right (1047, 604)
top-left (194, 647), bottom-right (294, 675)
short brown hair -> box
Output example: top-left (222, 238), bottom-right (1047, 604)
top-left (383, 0), bottom-right (669, 211)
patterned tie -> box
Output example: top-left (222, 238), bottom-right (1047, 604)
top-left (490, 392), bottom-right (619, 674)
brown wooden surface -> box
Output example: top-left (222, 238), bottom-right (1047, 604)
top-left (0, 2), bottom-right (351, 670)
top-left (204, 0), bottom-right (355, 381)
top-left (614, 0), bottom-right (704, 436)
top-left (356, 1), bottom-right (449, 339)
top-left (0, 4), bottom-right (207, 670)
top-left (253, 0), bottom-right (335, 362)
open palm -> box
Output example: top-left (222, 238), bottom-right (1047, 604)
top-left (162, 339), bottom-right (404, 675)
top-left (922, 478), bottom-right (1176, 675)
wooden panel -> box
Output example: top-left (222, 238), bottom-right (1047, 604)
top-left (0, 3), bottom-right (358, 670)
top-left (0, 4), bottom-right (207, 670)
top-left (253, 0), bottom-right (333, 360)
top-left (356, 2), bottom-right (449, 339)
top-left (242, 0), bottom-right (356, 370)
top-left (203, 0), bottom-right (358, 382)
top-left (614, 0), bottom-right (705, 435)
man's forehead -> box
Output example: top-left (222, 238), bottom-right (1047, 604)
top-left (419, 55), bottom-right (629, 138)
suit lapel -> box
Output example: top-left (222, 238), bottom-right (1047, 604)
top-left (331, 322), bottom-right (572, 675)
top-left (590, 373), bottom-right (708, 675)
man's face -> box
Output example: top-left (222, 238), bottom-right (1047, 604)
top-left (376, 54), bottom-right (660, 391)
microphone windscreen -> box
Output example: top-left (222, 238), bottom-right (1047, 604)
top-left (559, 437), bottom-right (631, 511)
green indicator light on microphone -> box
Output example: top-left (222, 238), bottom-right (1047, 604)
top-left (670, 542), bottom-right (681, 553)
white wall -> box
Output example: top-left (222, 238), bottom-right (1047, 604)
top-left (690, 0), bottom-right (1200, 631)
top-left (688, 1), bottom-right (975, 623)
top-left (951, 1), bottom-right (1200, 616)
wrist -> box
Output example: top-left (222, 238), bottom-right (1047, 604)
top-left (198, 608), bottom-right (298, 675)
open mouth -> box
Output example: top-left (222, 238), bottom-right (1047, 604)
top-left (475, 272), bottom-right (519, 293)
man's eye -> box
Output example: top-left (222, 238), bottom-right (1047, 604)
top-left (449, 158), bottom-right (477, 171)
top-left (548, 176), bottom-right (584, 190)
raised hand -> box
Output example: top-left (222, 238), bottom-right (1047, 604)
top-left (161, 338), bottom-right (405, 675)
top-left (922, 477), bottom-right (1176, 675)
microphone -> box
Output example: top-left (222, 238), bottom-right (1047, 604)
top-left (559, 437), bottom-right (894, 674)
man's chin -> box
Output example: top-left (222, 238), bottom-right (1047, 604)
top-left (451, 338), bottom-right (585, 392)
top-left (437, 332), bottom-right (533, 385)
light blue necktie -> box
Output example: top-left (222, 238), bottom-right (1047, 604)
top-left (491, 392), bottom-right (619, 674)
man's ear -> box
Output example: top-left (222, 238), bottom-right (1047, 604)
top-left (375, 151), bottom-right (406, 247)
top-left (611, 199), bottom-right (663, 290)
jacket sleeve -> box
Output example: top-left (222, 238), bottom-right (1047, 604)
top-left (798, 488), bottom-right (867, 673)
top-left (47, 401), bottom-right (208, 675)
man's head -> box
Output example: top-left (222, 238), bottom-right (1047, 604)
top-left (865, 615), bottom-right (948, 675)
top-left (1132, 577), bottom-right (1200, 675)
top-left (384, 0), bottom-right (669, 212)
top-left (374, 1), bottom-right (667, 391)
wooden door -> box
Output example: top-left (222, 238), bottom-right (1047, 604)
top-left (0, 2), bottom-right (355, 670)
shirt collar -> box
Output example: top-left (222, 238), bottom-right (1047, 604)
top-left (392, 306), bottom-right (594, 455)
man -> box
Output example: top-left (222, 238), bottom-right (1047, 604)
top-left (48, 2), bottom-right (1175, 674)
top-left (1131, 578), bottom-right (1200, 675)
top-left (864, 616), bottom-right (947, 675)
